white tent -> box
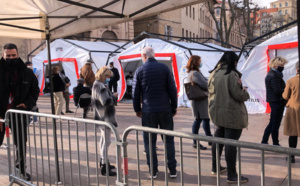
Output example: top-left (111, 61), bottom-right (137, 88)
top-left (113, 38), bottom-right (236, 106)
top-left (32, 39), bottom-right (133, 94)
top-left (240, 26), bottom-right (298, 114)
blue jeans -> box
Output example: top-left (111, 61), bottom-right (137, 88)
top-left (192, 118), bottom-right (212, 144)
top-left (142, 111), bottom-right (177, 172)
top-left (261, 101), bottom-right (285, 145)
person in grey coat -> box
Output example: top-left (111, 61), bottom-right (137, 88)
top-left (92, 66), bottom-right (118, 176)
top-left (186, 55), bottom-right (212, 150)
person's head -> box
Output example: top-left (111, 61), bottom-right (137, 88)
top-left (210, 51), bottom-right (240, 76)
top-left (186, 55), bottom-right (201, 73)
top-left (25, 61), bottom-right (33, 69)
top-left (141, 46), bottom-right (155, 62)
top-left (2, 43), bottom-right (19, 65)
top-left (77, 78), bottom-right (85, 85)
top-left (269, 56), bottom-right (288, 70)
top-left (52, 66), bottom-right (60, 74)
top-left (95, 66), bottom-right (113, 82)
top-left (109, 62), bottom-right (114, 68)
top-left (295, 62), bottom-right (299, 73)
top-left (129, 71), bottom-right (132, 75)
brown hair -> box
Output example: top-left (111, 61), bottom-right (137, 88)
top-left (95, 66), bottom-right (113, 82)
top-left (186, 55), bottom-right (201, 73)
top-left (52, 66), bottom-right (59, 74)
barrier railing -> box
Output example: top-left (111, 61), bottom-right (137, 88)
top-left (122, 125), bottom-right (300, 186)
top-left (4, 109), bottom-right (122, 186)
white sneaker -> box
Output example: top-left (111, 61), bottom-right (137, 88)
top-left (34, 121), bottom-right (39, 124)
top-left (29, 121), bottom-right (33, 125)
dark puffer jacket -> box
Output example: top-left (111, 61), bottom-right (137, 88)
top-left (52, 74), bottom-right (65, 92)
top-left (132, 58), bottom-right (177, 114)
top-left (265, 70), bottom-right (286, 103)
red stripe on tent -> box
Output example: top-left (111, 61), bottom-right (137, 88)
top-left (41, 58), bottom-right (80, 95)
top-left (265, 41), bottom-right (298, 113)
top-left (117, 53), bottom-right (180, 101)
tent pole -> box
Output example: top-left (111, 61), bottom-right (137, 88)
top-left (46, 31), bottom-right (62, 184)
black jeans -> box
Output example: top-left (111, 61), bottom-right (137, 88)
top-left (108, 81), bottom-right (118, 93)
top-left (142, 111), bottom-right (177, 172)
top-left (261, 101), bottom-right (285, 145)
top-left (192, 118), bottom-right (212, 144)
top-left (212, 126), bottom-right (242, 179)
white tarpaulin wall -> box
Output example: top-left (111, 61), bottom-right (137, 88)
top-left (32, 39), bottom-right (132, 94)
top-left (239, 26), bottom-right (298, 114)
top-left (0, 0), bottom-right (211, 39)
top-left (113, 38), bottom-right (235, 107)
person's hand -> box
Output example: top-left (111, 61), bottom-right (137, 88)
top-left (0, 117), bottom-right (3, 132)
top-left (136, 111), bottom-right (142, 118)
top-left (16, 103), bottom-right (27, 109)
top-left (237, 78), bottom-right (242, 84)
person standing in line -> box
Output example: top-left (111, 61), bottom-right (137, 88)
top-left (282, 62), bottom-right (300, 163)
top-left (108, 62), bottom-right (120, 104)
top-left (208, 51), bottom-right (249, 183)
top-left (261, 56), bottom-right (288, 146)
top-left (186, 55), bottom-right (212, 150)
top-left (0, 43), bottom-right (39, 181)
top-left (52, 66), bottom-right (65, 115)
top-left (73, 78), bottom-right (91, 118)
top-left (132, 46), bottom-right (177, 179)
top-left (60, 69), bottom-right (73, 114)
top-left (125, 71), bottom-right (134, 98)
top-left (92, 66), bottom-right (118, 176)
top-left (80, 59), bottom-right (95, 88)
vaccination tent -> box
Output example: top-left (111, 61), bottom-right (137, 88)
top-left (113, 38), bottom-right (236, 106)
top-left (239, 26), bottom-right (298, 114)
top-left (32, 38), bottom-right (133, 94)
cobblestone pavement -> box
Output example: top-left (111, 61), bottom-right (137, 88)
top-left (0, 96), bottom-right (299, 185)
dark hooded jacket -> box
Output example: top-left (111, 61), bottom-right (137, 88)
top-left (0, 57), bottom-right (40, 118)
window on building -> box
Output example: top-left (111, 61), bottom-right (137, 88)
top-left (193, 7), bottom-right (195, 20)
top-left (285, 10), bottom-right (288, 14)
top-left (193, 33), bottom-right (195, 40)
top-left (196, 35), bottom-right (198, 41)
top-left (279, 3), bottom-right (282, 7)
top-left (182, 29), bottom-right (184, 37)
top-left (189, 6), bottom-right (191, 18)
top-left (274, 4), bottom-right (276, 8)
top-left (186, 7), bottom-right (188, 16)
top-left (165, 25), bottom-right (173, 40)
top-left (279, 10), bottom-right (282, 15)
top-left (199, 9), bottom-right (202, 20)
top-left (216, 8), bottom-right (220, 15)
top-left (190, 31), bottom-right (192, 38)
top-left (285, 2), bottom-right (288, 6)
top-left (186, 30), bottom-right (188, 38)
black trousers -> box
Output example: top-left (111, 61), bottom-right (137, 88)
top-left (212, 126), bottom-right (242, 179)
top-left (108, 81), bottom-right (118, 93)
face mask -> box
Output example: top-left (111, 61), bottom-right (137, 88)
top-left (5, 58), bottom-right (18, 66)
top-left (104, 78), bottom-right (110, 84)
top-left (27, 66), bottom-right (33, 70)
top-left (277, 66), bottom-right (284, 72)
top-left (199, 63), bottom-right (203, 68)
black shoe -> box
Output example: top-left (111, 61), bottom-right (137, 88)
top-left (211, 166), bottom-right (227, 175)
top-left (208, 142), bottom-right (212, 146)
top-left (149, 169), bottom-right (158, 179)
top-left (101, 164), bottom-right (116, 176)
top-left (169, 169), bottom-right (177, 178)
top-left (15, 167), bottom-right (31, 181)
top-left (286, 156), bottom-right (295, 163)
top-left (100, 161), bottom-right (116, 169)
top-left (83, 114), bottom-right (87, 118)
top-left (273, 143), bottom-right (281, 146)
top-left (227, 176), bottom-right (248, 184)
top-left (61, 112), bottom-right (64, 115)
top-left (193, 143), bottom-right (207, 150)
top-left (66, 110), bottom-right (74, 113)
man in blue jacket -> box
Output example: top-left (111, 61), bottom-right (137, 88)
top-left (132, 46), bottom-right (178, 179)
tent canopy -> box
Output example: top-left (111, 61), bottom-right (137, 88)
top-left (0, 0), bottom-right (213, 39)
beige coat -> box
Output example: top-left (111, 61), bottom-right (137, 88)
top-left (80, 63), bottom-right (95, 87)
top-left (282, 74), bottom-right (300, 136)
top-left (208, 65), bottom-right (249, 129)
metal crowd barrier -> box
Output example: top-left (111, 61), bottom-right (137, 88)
top-left (122, 125), bottom-right (300, 186)
top-left (4, 109), bottom-right (122, 186)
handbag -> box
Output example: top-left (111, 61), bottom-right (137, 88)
top-left (184, 74), bottom-right (208, 101)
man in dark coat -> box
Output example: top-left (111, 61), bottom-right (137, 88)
top-left (73, 78), bottom-right (91, 118)
top-left (108, 62), bottom-right (120, 93)
top-left (0, 43), bottom-right (39, 181)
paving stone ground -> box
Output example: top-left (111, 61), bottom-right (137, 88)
top-left (0, 96), bottom-right (299, 185)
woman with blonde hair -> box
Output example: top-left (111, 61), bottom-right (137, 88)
top-left (92, 66), bottom-right (118, 176)
top-left (261, 56), bottom-right (288, 146)
top-left (186, 55), bottom-right (212, 150)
